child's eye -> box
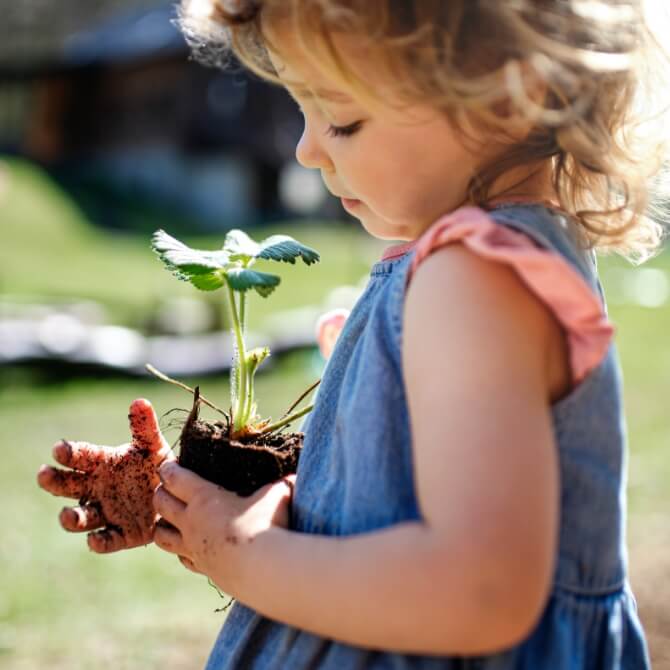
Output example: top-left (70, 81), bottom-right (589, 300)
top-left (325, 120), bottom-right (363, 138)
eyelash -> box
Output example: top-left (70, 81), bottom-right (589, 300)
top-left (325, 121), bottom-right (363, 138)
top-left (291, 97), bottom-right (363, 139)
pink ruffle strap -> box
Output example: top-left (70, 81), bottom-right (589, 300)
top-left (406, 206), bottom-right (615, 386)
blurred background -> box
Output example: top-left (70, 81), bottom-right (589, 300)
top-left (1, 1), bottom-right (668, 668)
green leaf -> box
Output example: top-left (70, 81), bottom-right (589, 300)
top-left (189, 272), bottom-right (226, 291)
top-left (222, 229), bottom-right (320, 266)
top-left (151, 229), bottom-right (231, 291)
top-left (223, 229), bottom-right (260, 263)
top-left (226, 268), bottom-right (281, 297)
top-left (246, 346), bottom-right (270, 374)
top-left (151, 229), bottom-right (230, 275)
top-left (258, 235), bottom-right (320, 265)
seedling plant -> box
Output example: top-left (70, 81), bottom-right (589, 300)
top-left (148, 228), bottom-right (321, 495)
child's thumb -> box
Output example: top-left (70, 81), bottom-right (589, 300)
top-left (282, 474), bottom-right (297, 499)
top-left (128, 398), bottom-right (170, 454)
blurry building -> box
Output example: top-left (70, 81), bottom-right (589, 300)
top-left (0, 0), bottom-right (339, 231)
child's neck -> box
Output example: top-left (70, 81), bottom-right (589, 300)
top-left (380, 161), bottom-right (559, 261)
top-left (484, 160), bottom-right (558, 209)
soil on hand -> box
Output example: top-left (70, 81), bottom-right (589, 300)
top-left (177, 391), bottom-right (303, 496)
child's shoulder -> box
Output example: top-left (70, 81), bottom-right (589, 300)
top-left (405, 231), bottom-right (571, 404)
top-left (410, 203), bottom-right (594, 283)
top-left (405, 203), bottom-right (614, 399)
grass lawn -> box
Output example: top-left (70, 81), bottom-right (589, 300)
top-left (2, 157), bottom-right (669, 667)
top-left (2, 157), bottom-right (383, 331)
top-left (0, 351), bottom-right (320, 670)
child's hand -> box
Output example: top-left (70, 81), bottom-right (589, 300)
top-left (316, 308), bottom-right (349, 360)
top-left (37, 398), bottom-right (173, 554)
top-left (152, 461), bottom-right (295, 587)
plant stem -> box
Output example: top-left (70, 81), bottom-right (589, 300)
top-left (144, 364), bottom-right (229, 417)
top-left (227, 289), bottom-right (241, 405)
top-left (279, 379), bottom-right (321, 420)
top-left (238, 261), bottom-right (250, 409)
top-left (226, 282), bottom-right (248, 431)
top-left (244, 360), bottom-right (256, 424)
top-left (259, 403), bottom-right (314, 436)
top-left (240, 290), bottom-right (247, 333)
top-left (239, 290), bottom-right (253, 423)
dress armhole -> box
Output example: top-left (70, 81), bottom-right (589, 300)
top-left (407, 207), bottom-right (615, 387)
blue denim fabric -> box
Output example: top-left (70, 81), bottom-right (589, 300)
top-left (204, 204), bottom-right (651, 669)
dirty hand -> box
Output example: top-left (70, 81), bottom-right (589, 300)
top-left (37, 398), bottom-right (174, 553)
top-left (153, 460), bottom-right (295, 589)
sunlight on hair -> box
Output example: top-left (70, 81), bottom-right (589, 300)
top-left (178, 0), bottom-right (670, 262)
top-left (643, 0), bottom-right (670, 39)
top-left (187, 0), bottom-right (215, 20)
top-left (573, 0), bottom-right (637, 23)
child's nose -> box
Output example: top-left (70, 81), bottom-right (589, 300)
top-left (295, 125), bottom-right (334, 172)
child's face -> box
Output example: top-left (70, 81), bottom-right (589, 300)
top-left (266, 31), bottom-right (492, 241)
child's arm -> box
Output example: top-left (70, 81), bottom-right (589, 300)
top-left (37, 398), bottom-right (173, 552)
top-left (154, 242), bottom-right (560, 656)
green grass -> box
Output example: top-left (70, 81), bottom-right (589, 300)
top-left (2, 157), bottom-right (383, 331)
top-left (595, 249), bottom-right (670, 515)
top-left (608, 299), bottom-right (670, 515)
top-left (2, 156), bottom-right (669, 667)
top-left (0, 157), bottom-right (374, 668)
top-left (0, 350), bottom-right (321, 670)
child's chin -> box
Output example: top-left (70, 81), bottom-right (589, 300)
top-left (359, 213), bottom-right (415, 242)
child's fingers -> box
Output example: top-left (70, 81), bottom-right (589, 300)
top-left (128, 398), bottom-right (170, 454)
top-left (153, 485), bottom-right (187, 525)
top-left (59, 503), bottom-right (105, 533)
top-left (37, 464), bottom-right (88, 499)
top-left (316, 308), bottom-right (349, 359)
top-left (157, 460), bottom-right (200, 503)
top-left (52, 439), bottom-right (108, 472)
top-left (87, 527), bottom-right (128, 554)
top-left (153, 517), bottom-right (185, 556)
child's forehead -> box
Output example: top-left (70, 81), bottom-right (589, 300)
top-left (263, 21), bottom-right (436, 120)
top-left (271, 59), bottom-right (351, 103)
top-left (267, 37), bottom-right (406, 116)
top-left (262, 16), bottom-right (387, 96)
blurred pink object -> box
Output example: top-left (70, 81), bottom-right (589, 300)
top-left (315, 308), bottom-right (350, 360)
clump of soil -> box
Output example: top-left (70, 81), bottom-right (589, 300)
top-left (177, 389), bottom-right (303, 497)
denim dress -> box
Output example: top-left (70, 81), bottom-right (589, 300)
top-left (204, 203), bottom-right (651, 670)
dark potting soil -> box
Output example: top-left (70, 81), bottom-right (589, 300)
top-left (179, 417), bottom-right (303, 497)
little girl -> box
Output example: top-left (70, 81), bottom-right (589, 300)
top-left (38, 1), bottom-right (670, 667)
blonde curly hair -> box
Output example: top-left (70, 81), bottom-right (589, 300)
top-left (179, 0), bottom-right (670, 264)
